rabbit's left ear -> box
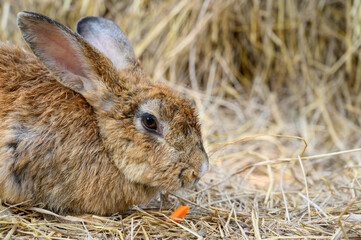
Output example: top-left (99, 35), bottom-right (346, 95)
top-left (17, 11), bottom-right (116, 113)
top-left (77, 17), bottom-right (137, 71)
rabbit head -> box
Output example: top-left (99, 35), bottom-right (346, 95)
top-left (17, 12), bottom-right (209, 193)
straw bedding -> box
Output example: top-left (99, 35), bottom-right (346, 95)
top-left (0, 0), bottom-right (360, 239)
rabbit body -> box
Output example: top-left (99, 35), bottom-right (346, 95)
top-left (0, 12), bottom-right (208, 215)
top-left (0, 44), bottom-right (156, 214)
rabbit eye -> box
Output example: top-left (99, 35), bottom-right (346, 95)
top-left (141, 114), bottom-right (158, 131)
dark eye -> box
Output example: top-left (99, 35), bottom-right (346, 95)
top-left (141, 114), bottom-right (158, 131)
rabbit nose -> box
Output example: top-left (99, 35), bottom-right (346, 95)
top-left (194, 156), bottom-right (209, 179)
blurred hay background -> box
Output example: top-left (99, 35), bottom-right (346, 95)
top-left (1, 0), bottom-right (361, 239)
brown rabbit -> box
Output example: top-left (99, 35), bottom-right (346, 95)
top-left (0, 12), bottom-right (208, 215)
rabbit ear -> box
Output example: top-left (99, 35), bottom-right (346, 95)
top-left (77, 16), bottom-right (136, 70)
top-left (17, 11), bottom-right (115, 112)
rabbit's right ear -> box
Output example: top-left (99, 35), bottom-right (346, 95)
top-left (76, 16), bottom-right (137, 71)
top-left (17, 12), bottom-right (116, 112)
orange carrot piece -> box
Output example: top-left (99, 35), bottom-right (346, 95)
top-left (169, 205), bottom-right (190, 222)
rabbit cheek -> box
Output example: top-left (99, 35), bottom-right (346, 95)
top-left (121, 161), bottom-right (154, 184)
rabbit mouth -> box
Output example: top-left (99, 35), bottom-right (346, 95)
top-left (178, 167), bottom-right (188, 188)
top-left (180, 177), bottom-right (201, 189)
top-left (178, 167), bottom-right (200, 188)
top-left (178, 167), bottom-right (188, 179)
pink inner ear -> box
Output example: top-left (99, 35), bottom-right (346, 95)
top-left (29, 22), bottom-right (88, 80)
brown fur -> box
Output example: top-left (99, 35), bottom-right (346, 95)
top-left (0, 13), bottom-right (208, 215)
